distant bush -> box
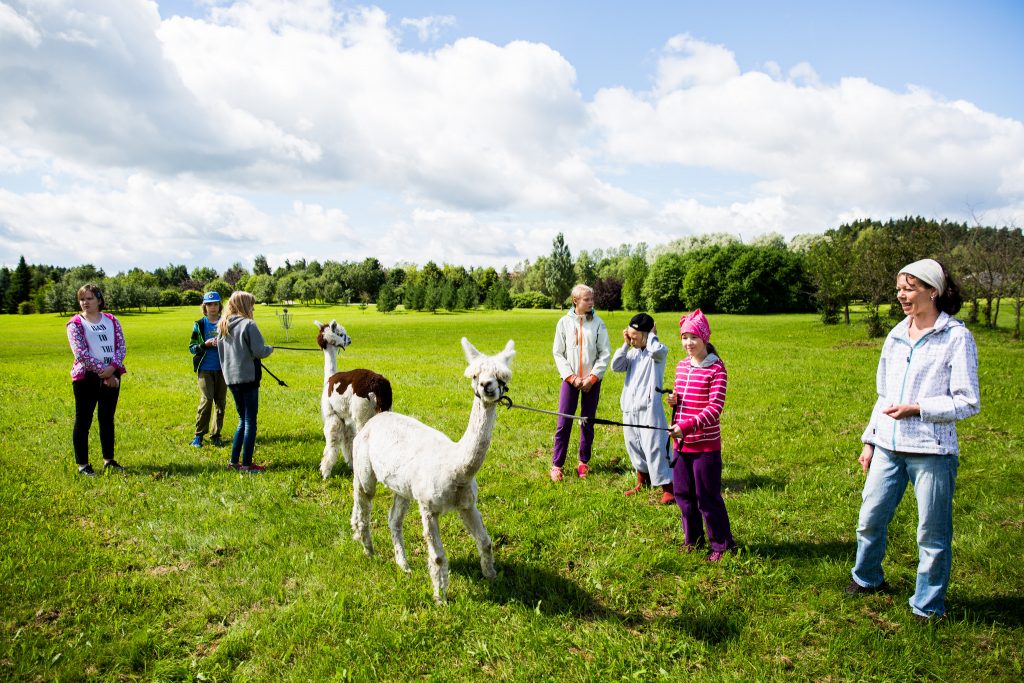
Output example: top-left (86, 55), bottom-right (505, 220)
top-left (511, 291), bottom-right (550, 309)
top-left (159, 289), bottom-right (181, 306)
top-left (17, 301), bottom-right (36, 315)
top-left (180, 290), bottom-right (203, 306)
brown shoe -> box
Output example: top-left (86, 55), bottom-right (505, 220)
top-left (624, 471), bottom-right (650, 495)
top-left (658, 482), bottom-right (674, 504)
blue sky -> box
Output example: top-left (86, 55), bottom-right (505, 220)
top-left (2, 0), bottom-right (1022, 273)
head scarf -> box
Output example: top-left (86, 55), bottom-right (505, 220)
top-left (679, 309), bottom-right (711, 343)
top-left (899, 259), bottom-right (945, 295)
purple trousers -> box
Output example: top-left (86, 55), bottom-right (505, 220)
top-left (672, 450), bottom-right (736, 552)
top-left (552, 379), bottom-right (602, 467)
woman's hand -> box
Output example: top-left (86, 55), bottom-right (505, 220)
top-left (103, 376), bottom-right (120, 389)
top-left (622, 328), bottom-right (631, 345)
top-left (882, 403), bottom-right (920, 420)
top-left (669, 424), bottom-right (684, 440)
top-left (858, 444), bottom-right (874, 473)
top-left (666, 391), bottom-right (678, 406)
top-left (98, 365), bottom-right (115, 379)
top-left (205, 338), bottom-right (218, 347)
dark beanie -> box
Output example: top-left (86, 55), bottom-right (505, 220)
top-left (628, 313), bottom-right (655, 333)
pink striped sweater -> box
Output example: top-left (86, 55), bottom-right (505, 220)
top-left (671, 353), bottom-right (727, 453)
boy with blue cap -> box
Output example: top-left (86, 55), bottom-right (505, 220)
top-left (188, 291), bottom-right (226, 447)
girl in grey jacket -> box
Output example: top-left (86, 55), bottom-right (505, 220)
top-left (217, 291), bottom-right (274, 472)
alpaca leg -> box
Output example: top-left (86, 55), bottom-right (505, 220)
top-left (388, 495), bottom-right (412, 573)
top-left (350, 471), bottom-right (376, 556)
top-left (459, 505), bottom-right (496, 580)
top-left (420, 509), bottom-right (448, 603)
top-left (320, 413), bottom-right (343, 479)
top-left (338, 421), bottom-right (355, 468)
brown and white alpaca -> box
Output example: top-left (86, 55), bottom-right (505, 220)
top-left (351, 337), bottom-right (513, 603)
top-left (315, 320), bottom-right (393, 479)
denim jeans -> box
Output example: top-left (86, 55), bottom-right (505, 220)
top-left (852, 445), bottom-right (958, 617)
top-left (228, 384), bottom-right (260, 466)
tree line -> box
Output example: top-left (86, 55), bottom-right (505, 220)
top-left (3, 217), bottom-right (1022, 339)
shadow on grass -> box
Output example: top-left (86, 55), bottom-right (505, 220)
top-left (449, 558), bottom-right (745, 644)
top-left (954, 595), bottom-right (1024, 627)
top-left (744, 539), bottom-right (853, 562)
top-left (450, 557), bottom-right (622, 620)
top-left (722, 473), bottom-right (786, 492)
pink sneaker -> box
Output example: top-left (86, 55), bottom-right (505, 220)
top-left (240, 464), bottom-right (266, 473)
top-left (577, 463), bottom-right (590, 478)
top-left (550, 466), bottom-right (563, 482)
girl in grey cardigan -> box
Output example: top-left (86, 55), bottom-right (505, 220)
top-left (217, 291), bottom-right (274, 472)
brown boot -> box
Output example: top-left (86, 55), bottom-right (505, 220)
top-left (659, 482), bottom-right (675, 505)
top-left (625, 470), bottom-right (650, 496)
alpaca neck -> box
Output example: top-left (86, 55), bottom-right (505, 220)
top-left (453, 397), bottom-right (497, 481)
top-left (323, 346), bottom-right (339, 381)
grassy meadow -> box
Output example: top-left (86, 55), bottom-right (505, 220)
top-left (1, 305), bottom-right (1022, 681)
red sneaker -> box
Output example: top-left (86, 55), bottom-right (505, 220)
top-left (240, 464), bottom-right (266, 473)
top-left (576, 463), bottom-right (590, 478)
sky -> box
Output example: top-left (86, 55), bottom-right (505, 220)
top-left (1, 0), bottom-right (1023, 274)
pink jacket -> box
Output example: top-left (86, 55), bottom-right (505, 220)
top-left (66, 313), bottom-right (127, 381)
top-left (671, 353), bottom-right (727, 453)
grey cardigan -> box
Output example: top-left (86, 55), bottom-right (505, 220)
top-left (218, 316), bottom-right (274, 385)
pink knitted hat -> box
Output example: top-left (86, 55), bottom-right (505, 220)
top-left (679, 309), bottom-right (711, 343)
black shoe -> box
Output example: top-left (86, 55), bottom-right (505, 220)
top-left (103, 460), bottom-right (125, 472)
top-left (79, 464), bottom-right (97, 477)
top-left (211, 436), bottom-right (225, 447)
top-left (914, 613), bottom-right (945, 625)
top-left (845, 580), bottom-right (886, 596)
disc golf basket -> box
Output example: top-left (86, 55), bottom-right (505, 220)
top-left (277, 307), bottom-right (293, 341)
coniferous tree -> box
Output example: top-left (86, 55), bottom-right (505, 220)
top-left (545, 233), bottom-right (574, 308)
top-left (6, 256), bottom-right (31, 313)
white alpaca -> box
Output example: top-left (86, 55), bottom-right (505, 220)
top-left (315, 320), bottom-right (393, 479)
top-left (351, 337), bottom-right (514, 603)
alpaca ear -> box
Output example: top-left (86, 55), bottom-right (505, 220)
top-left (461, 337), bottom-right (481, 364)
top-left (498, 340), bottom-right (516, 366)
top-left (314, 320), bottom-right (324, 329)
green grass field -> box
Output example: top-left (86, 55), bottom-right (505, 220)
top-left (1, 306), bottom-right (1021, 681)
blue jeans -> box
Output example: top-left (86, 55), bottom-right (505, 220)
top-left (852, 445), bottom-right (958, 617)
top-left (228, 384), bottom-right (260, 466)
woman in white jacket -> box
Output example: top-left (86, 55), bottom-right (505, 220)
top-left (550, 284), bottom-right (611, 481)
top-left (846, 259), bottom-right (980, 622)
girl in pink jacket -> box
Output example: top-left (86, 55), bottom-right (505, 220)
top-left (667, 309), bottom-right (736, 561)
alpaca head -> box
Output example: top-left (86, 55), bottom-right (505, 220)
top-left (314, 319), bottom-right (352, 351)
top-left (462, 338), bottom-right (514, 404)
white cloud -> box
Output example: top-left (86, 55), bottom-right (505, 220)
top-left (0, 2), bottom-right (40, 47)
top-left (591, 35), bottom-right (1024, 233)
top-left (1, 5), bottom-right (1022, 272)
top-left (400, 14), bottom-right (455, 42)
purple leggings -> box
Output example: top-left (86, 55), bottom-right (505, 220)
top-left (552, 379), bottom-right (602, 467)
top-left (672, 450), bottom-right (736, 552)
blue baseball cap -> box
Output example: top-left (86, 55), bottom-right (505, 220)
top-left (202, 291), bottom-right (221, 303)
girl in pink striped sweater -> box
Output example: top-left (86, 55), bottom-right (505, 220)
top-left (667, 309), bottom-right (737, 561)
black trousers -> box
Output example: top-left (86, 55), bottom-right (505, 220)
top-left (72, 373), bottom-right (120, 465)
